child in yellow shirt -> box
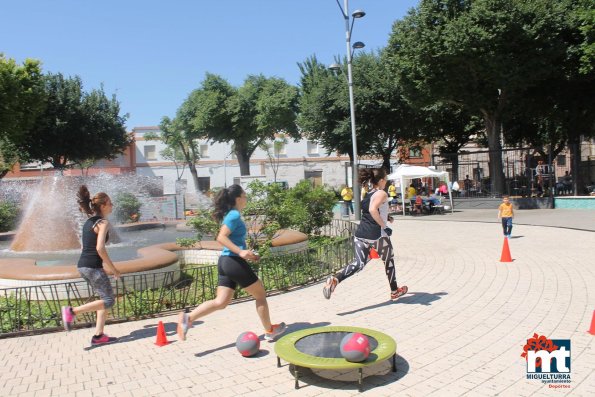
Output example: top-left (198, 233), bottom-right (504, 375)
top-left (497, 195), bottom-right (514, 238)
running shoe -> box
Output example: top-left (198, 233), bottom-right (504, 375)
top-left (61, 306), bottom-right (74, 331)
top-left (177, 311), bottom-right (191, 341)
top-left (264, 322), bottom-right (287, 341)
top-left (322, 276), bottom-right (338, 299)
top-left (391, 286), bottom-right (408, 301)
top-left (91, 334), bottom-right (117, 345)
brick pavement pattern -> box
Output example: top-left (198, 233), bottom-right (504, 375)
top-left (0, 214), bottom-right (593, 396)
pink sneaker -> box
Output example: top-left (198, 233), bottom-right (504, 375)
top-left (264, 322), bottom-right (287, 341)
top-left (61, 306), bottom-right (74, 331)
top-left (91, 334), bottom-right (117, 345)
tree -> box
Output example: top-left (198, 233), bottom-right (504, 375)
top-left (260, 133), bottom-right (288, 182)
top-left (298, 53), bottom-right (423, 172)
top-left (189, 73), bottom-right (299, 176)
top-left (386, 0), bottom-right (581, 194)
top-left (146, 116), bottom-right (201, 191)
top-left (21, 73), bottom-right (131, 170)
top-left (421, 103), bottom-right (484, 181)
top-left (0, 55), bottom-right (45, 178)
top-left (160, 146), bottom-right (186, 181)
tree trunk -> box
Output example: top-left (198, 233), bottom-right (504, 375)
top-left (569, 138), bottom-right (580, 195)
top-left (237, 150), bottom-right (251, 176)
top-left (382, 152), bottom-right (391, 173)
top-left (451, 154), bottom-right (460, 183)
top-left (484, 115), bottom-right (506, 195)
top-left (188, 162), bottom-right (200, 193)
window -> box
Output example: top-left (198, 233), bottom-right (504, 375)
top-left (144, 145), bottom-right (156, 161)
top-left (307, 141), bottom-right (319, 155)
top-left (274, 142), bottom-right (286, 156)
top-left (200, 144), bottom-right (209, 158)
top-left (409, 148), bottom-right (422, 158)
top-left (556, 155), bottom-right (566, 166)
top-left (305, 170), bottom-right (323, 187)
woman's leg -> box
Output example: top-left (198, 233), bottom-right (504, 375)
top-left (187, 286), bottom-right (235, 323)
top-left (324, 238), bottom-right (370, 299)
top-left (376, 237), bottom-right (398, 292)
top-left (336, 238), bottom-right (371, 282)
top-left (243, 280), bottom-right (272, 331)
top-left (69, 268), bottom-right (115, 336)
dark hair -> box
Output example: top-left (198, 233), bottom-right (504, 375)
top-left (359, 168), bottom-right (386, 188)
top-left (213, 184), bottom-right (245, 222)
top-left (77, 185), bottom-right (111, 217)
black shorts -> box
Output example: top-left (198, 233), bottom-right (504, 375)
top-left (217, 255), bottom-right (259, 289)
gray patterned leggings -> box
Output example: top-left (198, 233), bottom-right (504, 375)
top-left (78, 267), bottom-right (115, 309)
top-left (335, 236), bottom-right (398, 292)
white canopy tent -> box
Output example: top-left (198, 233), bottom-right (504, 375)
top-left (387, 165), bottom-right (454, 216)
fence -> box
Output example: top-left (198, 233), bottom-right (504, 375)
top-left (0, 220), bottom-right (356, 337)
top-left (432, 147), bottom-right (578, 197)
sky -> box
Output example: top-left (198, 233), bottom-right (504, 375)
top-left (2, 0), bottom-right (419, 130)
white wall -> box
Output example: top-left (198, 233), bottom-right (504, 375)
top-left (132, 127), bottom-right (351, 193)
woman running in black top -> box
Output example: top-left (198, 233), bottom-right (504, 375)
top-left (61, 185), bottom-right (121, 345)
top-left (323, 168), bottom-right (408, 301)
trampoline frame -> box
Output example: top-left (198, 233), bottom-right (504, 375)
top-left (274, 326), bottom-right (397, 391)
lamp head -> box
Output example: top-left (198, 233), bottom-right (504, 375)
top-left (352, 9), bottom-right (366, 18)
top-left (352, 41), bottom-right (365, 50)
top-left (328, 63), bottom-right (341, 71)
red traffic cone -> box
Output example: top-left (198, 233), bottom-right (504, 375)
top-left (588, 310), bottom-right (595, 335)
top-left (369, 247), bottom-right (379, 259)
top-left (155, 321), bottom-right (169, 346)
top-left (500, 238), bottom-right (512, 262)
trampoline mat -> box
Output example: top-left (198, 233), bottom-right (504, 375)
top-left (294, 331), bottom-right (379, 358)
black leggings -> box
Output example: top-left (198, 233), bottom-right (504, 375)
top-left (217, 255), bottom-right (259, 289)
top-left (335, 236), bottom-right (398, 292)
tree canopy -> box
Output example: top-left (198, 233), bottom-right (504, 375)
top-left (297, 52), bottom-right (423, 171)
top-left (385, 0), bottom-right (592, 193)
top-left (0, 55), bottom-right (45, 177)
top-left (21, 73), bottom-right (131, 170)
top-left (180, 73), bottom-right (299, 176)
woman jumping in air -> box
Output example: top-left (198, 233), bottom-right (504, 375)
top-left (177, 184), bottom-right (286, 342)
top-left (323, 168), bottom-right (408, 301)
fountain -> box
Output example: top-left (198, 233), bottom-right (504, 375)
top-left (0, 173), bottom-right (308, 298)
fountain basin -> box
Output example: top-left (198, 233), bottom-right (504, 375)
top-left (0, 229), bottom-right (308, 299)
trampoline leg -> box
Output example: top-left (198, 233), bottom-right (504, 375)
top-left (358, 368), bottom-right (363, 392)
top-left (277, 356), bottom-right (281, 368)
top-left (294, 367), bottom-right (300, 389)
top-left (392, 354), bottom-right (397, 372)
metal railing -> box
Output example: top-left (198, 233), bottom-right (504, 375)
top-left (0, 220), bottom-right (355, 337)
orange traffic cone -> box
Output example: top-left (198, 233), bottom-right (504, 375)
top-left (155, 321), bottom-right (169, 346)
top-left (369, 247), bottom-right (379, 259)
top-left (588, 310), bottom-right (595, 335)
top-left (500, 238), bottom-right (512, 262)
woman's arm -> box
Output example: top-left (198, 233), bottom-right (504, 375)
top-left (95, 220), bottom-right (121, 279)
top-left (217, 225), bottom-right (259, 262)
top-left (368, 191), bottom-right (389, 229)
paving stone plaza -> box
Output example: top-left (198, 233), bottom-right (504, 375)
top-left (0, 209), bottom-right (593, 396)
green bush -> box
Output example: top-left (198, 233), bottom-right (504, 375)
top-left (114, 192), bottom-right (142, 223)
top-left (0, 201), bottom-right (19, 232)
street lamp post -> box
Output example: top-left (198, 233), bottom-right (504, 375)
top-left (330, 0), bottom-right (365, 220)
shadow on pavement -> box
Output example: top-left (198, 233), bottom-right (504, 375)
top-left (280, 354), bottom-right (410, 392)
top-left (193, 321), bottom-right (332, 358)
top-left (337, 292), bottom-right (448, 316)
top-left (90, 320), bottom-right (204, 347)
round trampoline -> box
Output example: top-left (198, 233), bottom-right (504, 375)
top-left (274, 326), bottom-right (397, 391)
